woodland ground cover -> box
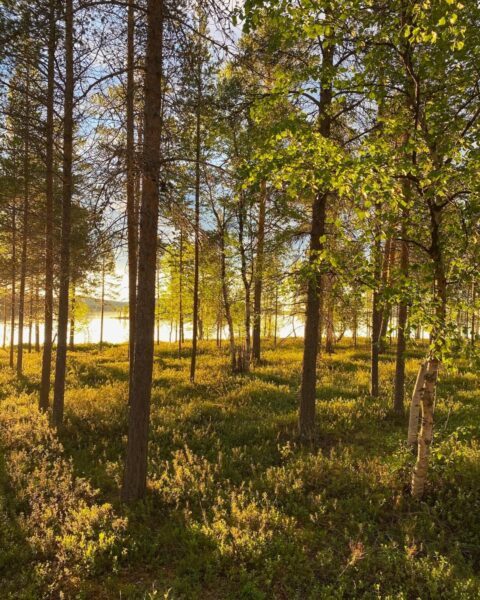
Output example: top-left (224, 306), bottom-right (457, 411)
top-left (0, 339), bottom-right (479, 599)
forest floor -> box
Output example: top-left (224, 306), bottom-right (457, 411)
top-left (0, 339), bottom-right (479, 599)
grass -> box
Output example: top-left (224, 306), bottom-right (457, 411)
top-left (0, 338), bottom-right (479, 598)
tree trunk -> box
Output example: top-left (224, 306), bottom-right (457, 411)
top-left (100, 260), bottom-right (105, 348)
top-left (2, 295), bottom-right (7, 349)
top-left (178, 228), bottom-right (184, 355)
top-left (371, 229), bottom-right (383, 397)
top-left (190, 35), bottom-right (202, 383)
top-left (378, 238), bottom-right (396, 352)
top-left (407, 361), bottom-right (426, 446)
top-left (238, 194), bottom-right (251, 367)
top-left (28, 284), bottom-right (33, 353)
top-left (53, 0), bottom-right (74, 427)
top-left (411, 201), bottom-right (447, 497)
top-left (122, 0), bottom-right (163, 504)
top-left (69, 282), bottom-right (75, 350)
top-left (218, 211), bottom-right (235, 369)
top-left (17, 61), bottom-right (31, 377)
top-left (299, 40), bottom-right (334, 440)
top-left (393, 213), bottom-right (409, 413)
top-left (252, 180), bottom-right (267, 363)
top-left (35, 281), bottom-right (40, 352)
top-left (126, 0), bottom-right (137, 396)
top-left (39, 0), bottom-right (56, 411)
top-left (10, 199), bottom-right (16, 369)
top-left (411, 358), bottom-right (439, 497)
top-left (325, 275), bottom-right (335, 354)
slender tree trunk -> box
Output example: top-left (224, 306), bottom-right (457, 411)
top-left (238, 194), bottom-right (251, 367)
top-left (219, 213), bottom-right (235, 369)
top-left (17, 62), bottom-right (31, 377)
top-left (39, 0), bottom-right (56, 411)
top-left (325, 275), bottom-right (335, 354)
top-left (394, 212), bottom-right (409, 413)
top-left (35, 281), bottom-right (40, 352)
top-left (10, 200), bottom-right (17, 369)
top-left (371, 229), bottom-right (383, 397)
top-left (53, 0), bottom-right (74, 427)
top-left (28, 284), bottom-right (33, 353)
top-left (273, 283), bottom-right (278, 349)
top-left (411, 202), bottom-right (447, 497)
top-left (178, 228), bottom-right (184, 355)
top-left (156, 260), bottom-right (160, 344)
top-left (299, 39), bottom-right (334, 440)
top-left (122, 0), bottom-right (163, 503)
top-left (471, 283), bottom-right (476, 347)
top-left (69, 282), bottom-right (75, 350)
top-left (126, 0), bottom-right (137, 396)
top-left (407, 361), bottom-right (426, 446)
top-left (378, 238), bottom-right (396, 352)
top-left (190, 38), bottom-right (202, 383)
top-left (100, 260), bottom-right (105, 348)
top-left (252, 180), bottom-right (267, 363)
top-left (2, 295), bottom-right (7, 349)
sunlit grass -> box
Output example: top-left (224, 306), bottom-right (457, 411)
top-left (0, 339), bottom-right (479, 598)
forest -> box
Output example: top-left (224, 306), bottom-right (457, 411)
top-left (0, 0), bottom-right (479, 597)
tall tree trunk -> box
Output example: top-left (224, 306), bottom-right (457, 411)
top-left (471, 283), bottom-right (476, 347)
top-left (370, 226), bottom-right (383, 397)
top-left (393, 211), bottom-right (409, 413)
top-left (10, 200), bottom-right (16, 369)
top-left (378, 238), bottom-right (395, 352)
top-left (69, 282), bottom-right (75, 350)
top-left (53, 0), bottom-right (74, 427)
top-left (100, 259), bottom-right (105, 348)
top-left (28, 284), bottom-right (33, 353)
top-left (2, 295), bottom-right (7, 349)
top-left (122, 0), bottom-right (163, 503)
top-left (126, 0), bottom-right (137, 396)
top-left (238, 194), bottom-right (251, 367)
top-left (178, 228), bottom-right (184, 355)
top-left (39, 0), bottom-right (56, 411)
top-left (35, 281), bottom-right (40, 352)
top-left (299, 40), bottom-right (334, 440)
top-left (219, 211), bottom-right (235, 369)
top-left (273, 283), bottom-right (278, 349)
top-left (190, 36), bottom-right (202, 383)
top-left (252, 181), bottom-right (267, 363)
top-left (17, 61), bottom-right (31, 377)
top-left (325, 275), bottom-right (335, 354)
top-left (156, 258), bottom-right (160, 344)
top-left (411, 201), bottom-right (446, 498)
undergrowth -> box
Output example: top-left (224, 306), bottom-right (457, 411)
top-left (0, 339), bottom-right (479, 598)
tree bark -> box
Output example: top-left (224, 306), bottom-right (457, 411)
top-left (411, 358), bottom-right (439, 497)
top-left (393, 212), bottom-right (409, 413)
top-left (17, 60), bottom-right (31, 377)
top-left (100, 259), bottom-right (105, 348)
top-left (407, 361), bottom-right (426, 446)
top-left (122, 0), bottom-right (163, 503)
top-left (9, 199), bottom-right (16, 369)
top-left (69, 282), bottom-right (75, 350)
top-left (39, 0), bottom-right (56, 411)
top-left (370, 226), bottom-right (383, 397)
top-left (190, 34), bottom-right (202, 382)
top-left (178, 228), bottom-right (184, 355)
top-left (53, 0), bottom-right (74, 427)
top-left (299, 39), bottom-right (334, 440)
top-left (238, 193), bottom-right (251, 367)
top-left (252, 181), bottom-right (267, 363)
top-left (126, 0), bottom-right (137, 396)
